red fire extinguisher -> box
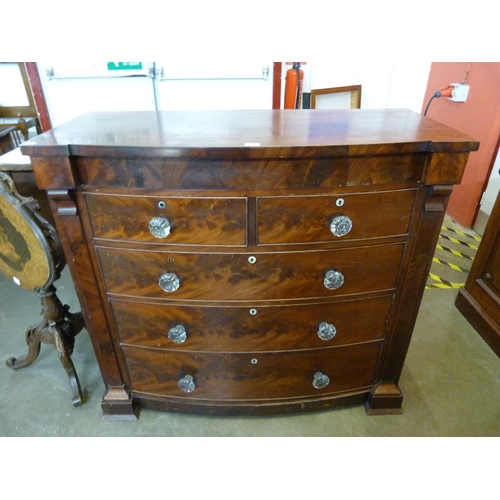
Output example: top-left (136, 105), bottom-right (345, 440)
top-left (284, 62), bottom-right (305, 109)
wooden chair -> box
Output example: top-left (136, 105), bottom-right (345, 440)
top-left (0, 125), bottom-right (23, 153)
top-left (0, 126), bottom-right (18, 154)
top-left (0, 63), bottom-right (42, 141)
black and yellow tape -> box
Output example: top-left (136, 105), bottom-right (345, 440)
top-left (426, 273), bottom-right (465, 289)
top-left (434, 243), bottom-right (475, 261)
top-left (432, 257), bottom-right (469, 273)
top-left (439, 234), bottom-right (479, 251)
top-left (441, 223), bottom-right (482, 243)
top-left (426, 217), bottom-right (480, 290)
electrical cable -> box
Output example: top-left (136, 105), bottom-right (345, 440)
top-left (424, 91), bottom-right (440, 116)
top-left (423, 87), bottom-right (454, 116)
top-left (461, 63), bottom-right (470, 85)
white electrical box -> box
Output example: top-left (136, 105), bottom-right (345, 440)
top-left (448, 83), bottom-right (470, 102)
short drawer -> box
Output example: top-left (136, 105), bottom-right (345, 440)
top-left (84, 193), bottom-right (247, 245)
top-left (112, 295), bottom-right (393, 351)
top-left (123, 342), bottom-right (382, 401)
top-left (97, 243), bottom-right (404, 301)
top-left (257, 189), bottom-right (416, 244)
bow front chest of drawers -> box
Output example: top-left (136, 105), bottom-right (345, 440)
top-left (21, 110), bottom-right (479, 420)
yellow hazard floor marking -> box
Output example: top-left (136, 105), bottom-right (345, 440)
top-left (427, 217), bottom-right (479, 289)
top-left (439, 234), bottom-right (479, 250)
top-left (435, 244), bottom-right (475, 261)
top-left (426, 283), bottom-right (465, 289)
top-left (432, 257), bottom-right (468, 273)
top-left (427, 272), bottom-right (465, 289)
top-left (441, 225), bottom-right (482, 242)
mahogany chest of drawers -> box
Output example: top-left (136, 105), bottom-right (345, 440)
top-left (21, 109), bottom-right (479, 420)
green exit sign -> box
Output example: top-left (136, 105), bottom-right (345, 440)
top-left (107, 62), bottom-right (143, 71)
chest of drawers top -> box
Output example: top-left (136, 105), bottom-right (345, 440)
top-left (22, 109), bottom-right (478, 193)
top-left (22, 109), bottom-right (476, 154)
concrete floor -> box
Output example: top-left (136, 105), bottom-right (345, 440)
top-left (1, 267), bottom-right (500, 437)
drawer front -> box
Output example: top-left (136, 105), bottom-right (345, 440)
top-left (112, 295), bottom-right (393, 351)
top-left (123, 343), bottom-right (382, 400)
top-left (76, 154), bottom-right (426, 190)
top-left (85, 193), bottom-right (247, 245)
top-left (257, 189), bottom-right (416, 244)
top-left (97, 244), bottom-right (404, 301)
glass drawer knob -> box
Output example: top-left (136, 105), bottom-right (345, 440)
top-left (324, 270), bottom-right (344, 290)
top-left (168, 324), bottom-right (187, 343)
top-left (318, 322), bottom-right (337, 341)
top-left (313, 372), bottom-right (330, 389)
top-left (178, 374), bottom-right (195, 393)
top-left (149, 216), bottom-right (171, 239)
top-left (159, 272), bottom-right (180, 292)
top-left (330, 215), bottom-right (352, 237)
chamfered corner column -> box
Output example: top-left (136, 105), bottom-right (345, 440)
top-left (365, 184), bottom-right (453, 415)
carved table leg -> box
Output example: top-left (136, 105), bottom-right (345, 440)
top-left (53, 324), bottom-right (83, 406)
top-left (6, 324), bottom-right (43, 370)
top-left (5, 285), bottom-right (85, 407)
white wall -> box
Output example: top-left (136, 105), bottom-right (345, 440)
top-left (36, 62), bottom-right (158, 127)
top-left (36, 62), bottom-right (274, 127)
top-left (154, 61), bottom-right (274, 111)
top-left (479, 149), bottom-right (500, 216)
top-left (36, 61), bottom-right (431, 128)
top-left (0, 63), bottom-right (29, 107)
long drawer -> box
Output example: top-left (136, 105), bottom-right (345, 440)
top-left (85, 193), bottom-right (247, 245)
top-left (112, 295), bottom-right (393, 351)
top-left (97, 243), bottom-right (404, 301)
top-left (257, 188), bottom-right (416, 244)
top-left (123, 342), bottom-right (382, 400)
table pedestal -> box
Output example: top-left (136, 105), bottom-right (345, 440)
top-left (6, 284), bottom-right (85, 406)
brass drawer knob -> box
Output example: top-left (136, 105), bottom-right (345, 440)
top-left (324, 270), bottom-right (344, 290)
top-left (313, 372), bottom-right (330, 389)
top-left (178, 374), bottom-right (195, 393)
top-left (159, 272), bottom-right (180, 292)
top-left (149, 216), bottom-right (171, 239)
top-left (168, 324), bottom-right (187, 343)
top-left (330, 215), bottom-right (353, 237)
top-left (318, 322), bottom-right (337, 341)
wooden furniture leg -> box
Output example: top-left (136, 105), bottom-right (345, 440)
top-left (6, 284), bottom-right (85, 406)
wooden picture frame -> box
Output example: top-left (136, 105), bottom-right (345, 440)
top-left (311, 84), bottom-right (362, 109)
